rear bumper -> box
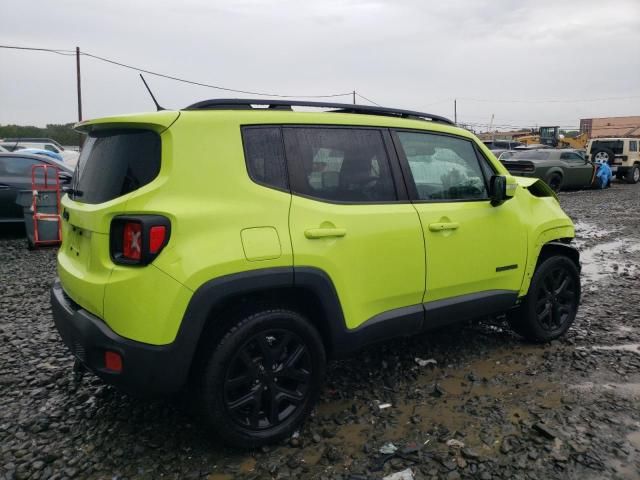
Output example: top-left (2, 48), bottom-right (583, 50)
top-left (51, 279), bottom-right (190, 396)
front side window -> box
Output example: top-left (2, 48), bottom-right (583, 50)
top-left (283, 127), bottom-right (396, 203)
top-left (242, 127), bottom-right (288, 190)
top-left (396, 131), bottom-right (488, 201)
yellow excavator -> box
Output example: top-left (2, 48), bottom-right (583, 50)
top-left (518, 126), bottom-right (589, 149)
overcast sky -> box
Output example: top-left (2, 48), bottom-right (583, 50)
top-left (2, 0), bottom-right (639, 130)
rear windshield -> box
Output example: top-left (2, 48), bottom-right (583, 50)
top-left (71, 130), bottom-right (161, 204)
top-left (589, 140), bottom-right (623, 155)
top-left (510, 151), bottom-right (550, 160)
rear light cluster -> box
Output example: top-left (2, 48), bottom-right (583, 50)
top-left (110, 215), bottom-right (170, 265)
top-left (503, 161), bottom-right (535, 173)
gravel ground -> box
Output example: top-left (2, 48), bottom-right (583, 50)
top-left (1, 184), bottom-right (640, 480)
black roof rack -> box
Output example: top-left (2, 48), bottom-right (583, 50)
top-left (183, 98), bottom-right (455, 125)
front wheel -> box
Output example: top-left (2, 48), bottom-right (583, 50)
top-left (508, 255), bottom-right (580, 342)
top-left (200, 309), bottom-right (326, 448)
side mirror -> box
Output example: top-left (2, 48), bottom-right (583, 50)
top-left (489, 175), bottom-right (507, 206)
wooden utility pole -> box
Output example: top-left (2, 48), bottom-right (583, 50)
top-left (454, 99), bottom-right (457, 124)
top-left (76, 47), bottom-right (83, 122)
top-left (353, 90), bottom-right (356, 105)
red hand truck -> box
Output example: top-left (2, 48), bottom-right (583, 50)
top-left (30, 164), bottom-right (62, 247)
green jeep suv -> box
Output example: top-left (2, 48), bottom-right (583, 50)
top-left (51, 99), bottom-right (580, 447)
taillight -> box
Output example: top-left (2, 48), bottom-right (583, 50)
top-left (149, 225), bottom-right (167, 254)
top-left (110, 215), bottom-right (171, 266)
top-left (123, 222), bottom-right (142, 260)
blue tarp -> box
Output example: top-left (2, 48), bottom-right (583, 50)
top-left (595, 161), bottom-right (612, 189)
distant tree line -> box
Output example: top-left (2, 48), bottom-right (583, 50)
top-left (0, 123), bottom-right (83, 146)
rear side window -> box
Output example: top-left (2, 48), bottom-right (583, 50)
top-left (630, 141), bottom-right (638, 152)
top-left (396, 131), bottom-right (488, 201)
top-left (72, 130), bottom-right (160, 204)
top-left (283, 127), bottom-right (396, 203)
top-left (242, 127), bottom-right (288, 190)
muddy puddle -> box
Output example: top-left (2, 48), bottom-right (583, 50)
top-left (573, 221), bottom-right (640, 284)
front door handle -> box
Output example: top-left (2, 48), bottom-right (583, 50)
top-left (304, 228), bottom-right (347, 239)
top-left (428, 222), bottom-right (459, 232)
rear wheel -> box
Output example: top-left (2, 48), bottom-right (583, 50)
top-left (200, 309), bottom-right (326, 447)
top-left (547, 173), bottom-right (563, 192)
top-left (625, 165), bottom-right (640, 184)
top-left (508, 255), bottom-right (580, 342)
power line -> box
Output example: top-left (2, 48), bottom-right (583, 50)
top-left (355, 92), bottom-right (382, 107)
top-left (0, 44), bottom-right (354, 99)
top-left (0, 44), bottom-right (76, 56)
top-left (458, 95), bottom-right (640, 104)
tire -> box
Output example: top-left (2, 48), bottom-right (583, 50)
top-left (547, 173), bottom-right (563, 192)
top-left (625, 164), bottom-right (640, 184)
top-left (592, 148), bottom-right (615, 165)
top-left (507, 255), bottom-right (580, 342)
top-left (199, 309), bottom-right (326, 448)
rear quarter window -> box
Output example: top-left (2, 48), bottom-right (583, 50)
top-left (72, 130), bottom-right (160, 204)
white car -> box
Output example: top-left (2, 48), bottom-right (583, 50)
top-left (0, 139), bottom-right (79, 165)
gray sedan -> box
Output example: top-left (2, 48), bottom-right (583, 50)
top-left (0, 152), bottom-right (72, 223)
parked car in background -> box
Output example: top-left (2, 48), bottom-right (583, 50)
top-left (0, 152), bottom-right (72, 223)
top-left (500, 149), bottom-right (596, 192)
top-left (14, 148), bottom-right (65, 163)
top-left (0, 145), bottom-right (8, 153)
top-left (483, 139), bottom-right (524, 150)
top-left (585, 138), bottom-right (640, 184)
top-left (0, 138), bottom-right (79, 164)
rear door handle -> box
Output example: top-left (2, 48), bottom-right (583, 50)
top-left (428, 222), bottom-right (459, 232)
top-left (304, 228), bottom-right (347, 239)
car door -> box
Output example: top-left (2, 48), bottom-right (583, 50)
top-left (0, 156), bottom-right (41, 220)
top-left (284, 126), bottom-right (426, 332)
top-left (560, 151), bottom-right (595, 187)
top-left (392, 130), bottom-right (527, 323)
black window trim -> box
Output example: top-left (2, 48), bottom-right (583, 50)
top-left (240, 123), bottom-right (409, 205)
top-left (390, 128), bottom-right (496, 204)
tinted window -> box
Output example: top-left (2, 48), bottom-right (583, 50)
top-left (590, 140), bottom-right (624, 155)
top-left (630, 141), bottom-right (638, 152)
top-left (397, 132), bottom-right (488, 201)
top-left (283, 128), bottom-right (396, 203)
top-left (560, 152), bottom-right (584, 163)
top-left (72, 130), bottom-right (160, 204)
top-left (0, 156), bottom-right (42, 176)
top-left (44, 144), bottom-right (58, 153)
top-left (511, 151), bottom-right (551, 160)
top-left (242, 127), bottom-right (288, 190)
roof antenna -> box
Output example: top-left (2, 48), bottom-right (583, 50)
top-left (139, 74), bottom-right (165, 111)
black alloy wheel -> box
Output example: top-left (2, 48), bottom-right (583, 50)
top-left (507, 255), bottom-right (580, 342)
top-left (200, 309), bottom-right (325, 447)
top-left (223, 329), bottom-right (312, 430)
top-left (534, 266), bottom-right (578, 333)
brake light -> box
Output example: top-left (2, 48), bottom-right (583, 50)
top-left (110, 215), bottom-right (171, 266)
top-left (149, 225), bottom-right (167, 254)
top-left (123, 222), bottom-right (142, 260)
